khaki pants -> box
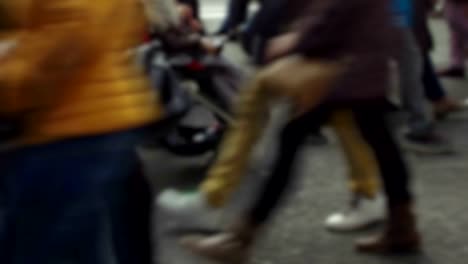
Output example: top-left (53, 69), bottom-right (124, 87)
top-left (200, 56), bottom-right (379, 207)
top-left (330, 110), bottom-right (380, 198)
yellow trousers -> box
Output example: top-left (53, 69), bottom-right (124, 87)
top-left (200, 56), bottom-right (379, 207)
top-left (330, 110), bottom-right (380, 198)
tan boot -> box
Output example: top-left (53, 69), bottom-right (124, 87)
top-left (180, 218), bottom-right (257, 264)
top-left (356, 203), bottom-right (421, 254)
top-left (433, 97), bottom-right (468, 120)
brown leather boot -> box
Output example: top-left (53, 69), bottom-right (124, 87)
top-left (180, 217), bottom-right (258, 264)
top-left (356, 203), bottom-right (421, 254)
top-left (433, 97), bottom-right (468, 120)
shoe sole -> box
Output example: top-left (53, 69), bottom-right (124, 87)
top-left (181, 239), bottom-right (248, 264)
top-left (357, 243), bottom-right (422, 255)
top-left (326, 218), bottom-right (385, 233)
top-left (401, 141), bottom-right (455, 155)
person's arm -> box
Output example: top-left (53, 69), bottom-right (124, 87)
top-left (264, 31), bottom-right (300, 61)
top-left (0, 0), bottom-right (101, 114)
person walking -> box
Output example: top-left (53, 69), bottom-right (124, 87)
top-left (157, 0), bottom-right (386, 233)
top-left (393, 0), bottom-right (452, 153)
top-left (179, 1), bottom-right (421, 263)
top-left (0, 0), bottom-right (162, 263)
top-left (413, 0), bottom-right (468, 117)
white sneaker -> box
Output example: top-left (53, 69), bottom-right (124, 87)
top-left (325, 194), bottom-right (386, 232)
top-left (157, 189), bottom-right (222, 229)
top-left (158, 189), bottom-right (205, 211)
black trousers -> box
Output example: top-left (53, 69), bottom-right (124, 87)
top-left (249, 101), bottom-right (412, 224)
top-left (423, 54), bottom-right (446, 102)
top-left (218, 0), bottom-right (265, 33)
top-left (118, 165), bottom-right (154, 264)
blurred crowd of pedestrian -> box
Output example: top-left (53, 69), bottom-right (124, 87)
top-left (0, 0), bottom-right (467, 264)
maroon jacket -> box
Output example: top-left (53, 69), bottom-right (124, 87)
top-left (291, 0), bottom-right (396, 103)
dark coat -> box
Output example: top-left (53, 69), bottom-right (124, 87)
top-left (292, 0), bottom-right (396, 102)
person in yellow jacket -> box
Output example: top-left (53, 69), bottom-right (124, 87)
top-left (0, 0), bottom-right (162, 263)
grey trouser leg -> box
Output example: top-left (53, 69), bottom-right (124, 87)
top-left (396, 29), bottom-right (432, 134)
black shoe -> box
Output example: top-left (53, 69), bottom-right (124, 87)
top-left (402, 132), bottom-right (453, 154)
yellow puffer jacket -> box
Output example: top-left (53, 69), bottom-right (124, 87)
top-left (0, 0), bottom-right (163, 145)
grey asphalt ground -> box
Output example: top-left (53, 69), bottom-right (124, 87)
top-left (141, 2), bottom-right (468, 263)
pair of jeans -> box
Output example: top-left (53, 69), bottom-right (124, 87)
top-left (423, 54), bottom-right (446, 102)
top-left (396, 29), bottom-right (433, 135)
top-left (218, 0), bottom-right (250, 33)
top-left (122, 166), bottom-right (154, 264)
top-left (0, 128), bottom-right (150, 264)
top-left (218, 0), bottom-right (264, 33)
top-left (250, 102), bottom-right (412, 224)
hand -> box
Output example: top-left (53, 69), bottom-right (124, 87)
top-left (189, 19), bottom-right (203, 32)
top-left (177, 4), bottom-right (202, 32)
top-left (265, 32), bottom-right (300, 61)
top-left (200, 37), bottom-right (221, 55)
top-left (177, 4), bottom-right (194, 20)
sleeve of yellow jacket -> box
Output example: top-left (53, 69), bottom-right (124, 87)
top-left (0, 0), bottom-right (103, 114)
top-left (201, 56), bottom-right (345, 208)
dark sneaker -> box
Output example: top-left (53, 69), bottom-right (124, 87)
top-left (402, 132), bottom-right (454, 154)
top-left (437, 67), bottom-right (465, 79)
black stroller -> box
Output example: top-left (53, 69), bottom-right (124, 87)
top-left (136, 39), bottom-right (242, 157)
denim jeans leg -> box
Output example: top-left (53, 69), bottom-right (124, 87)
top-left (423, 54), bottom-right (446, 102)
top-left (0, 130), bottom-right (145, 264)
top-left (218, 0), bottom-right (250, 33)
top-left (397, 29), bottom-right (433, 135)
